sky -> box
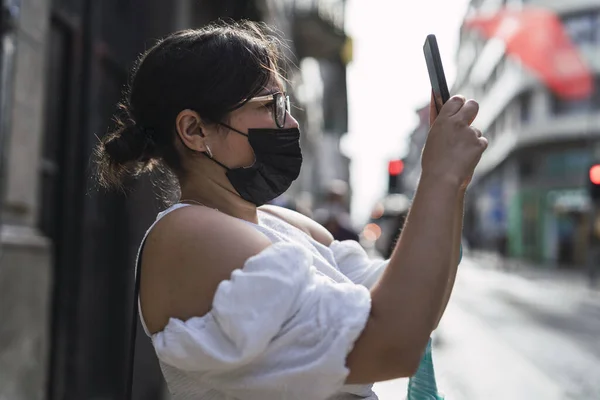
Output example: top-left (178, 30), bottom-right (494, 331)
top-left (344, 0), bottom-right (471, 225)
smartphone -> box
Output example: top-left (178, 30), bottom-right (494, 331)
top-left (423, 34), bottom-right (450, 114)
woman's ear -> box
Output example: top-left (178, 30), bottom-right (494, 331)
top-left (175, 109), bottom-right (208, 152)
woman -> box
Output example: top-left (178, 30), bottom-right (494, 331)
top-left (95, 21), bottom-right (486, 400)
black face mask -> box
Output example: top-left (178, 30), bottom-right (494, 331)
top-left (206, 123), bottom-right (303, 207)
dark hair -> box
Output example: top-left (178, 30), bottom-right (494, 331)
top-left (94, 20), bottom-right (287, 191)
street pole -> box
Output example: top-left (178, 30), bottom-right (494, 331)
top-left (0, 0), bottom-right (21, 257)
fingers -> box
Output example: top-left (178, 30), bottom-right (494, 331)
top-left (459, 100), bottom-right (479, 125)
top-left (478, 136), bottom-right (489, 152)
top-left (468, 125), bottom-right (487, 147)
top-left (438, 95), bottom-right (466, 117)
top-left (436, 95), bottom-right (487, 154)
top-left (438, 96), bottom-right (479, 126)
top-left (470, 126), bottom-right (487, 150)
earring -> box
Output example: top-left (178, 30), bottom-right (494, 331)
top-left (205, 145), bottom-right (213, 159)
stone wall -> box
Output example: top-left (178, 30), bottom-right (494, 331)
top-left (0, 0), bottom-right (53, 399)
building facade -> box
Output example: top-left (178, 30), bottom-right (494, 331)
top-left (0, 0), bottom-right (351, 399)
top-left (263, 0), bottom-right (352, 212)
top-left (454, 0), bottom-right (600, 266)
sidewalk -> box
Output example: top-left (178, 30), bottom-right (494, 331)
top-left (464, 249), bottom-right (600, 295)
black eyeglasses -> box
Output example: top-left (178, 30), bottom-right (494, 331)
top-left (246, 91), bottom-right (291, 128)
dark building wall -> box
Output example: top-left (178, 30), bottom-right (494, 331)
top-left (1, 2), bottom-right (348, 399)
top-left (42, 1), bottom-right (179, 399)
top-left (0, 0), bottom-right (54, 398)
top-left (1, 1), bottom-right (265, 400)
top-left (42, 1), bottom-right (269, 399)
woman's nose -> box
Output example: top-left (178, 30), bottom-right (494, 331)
top-left (284, 112), bottom-right (299, 129)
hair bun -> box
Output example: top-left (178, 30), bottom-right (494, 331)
top-left (103, 124), bottom-right (159, 165)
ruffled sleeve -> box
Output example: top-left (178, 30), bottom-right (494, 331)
top-left (151, 243), bottom-right (371, 400)
top-left (329, 240), bottom-right (389, 289)
top-left (330, 240), bottom-right (463, 290)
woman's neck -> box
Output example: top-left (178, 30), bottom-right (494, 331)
top-left (178, 160), bottom-right (258, 224)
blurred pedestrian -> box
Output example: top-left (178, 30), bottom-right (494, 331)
top-left (314, 180), bottom-right (360, 242)
top-left (94, 21), bottom-right (486, 400)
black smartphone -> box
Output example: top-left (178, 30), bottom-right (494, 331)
top-left (423, 34), bottom-right (450, 114)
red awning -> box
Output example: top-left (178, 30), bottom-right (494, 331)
top-left (464, 7), bottom-right (594, 100)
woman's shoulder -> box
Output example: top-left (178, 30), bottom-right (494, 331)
top-left (259, 205), bottom-right (334, 247)
top-left (140, 205), bottom-right (272, 334)
top-left (149, 204), bottom-right (272, 258)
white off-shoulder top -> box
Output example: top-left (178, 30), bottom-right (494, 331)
top-left (136, 203), bottom-right (389, 399)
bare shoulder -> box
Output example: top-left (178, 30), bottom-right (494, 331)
top-left (140, 206), bottom-right (271, 334)
top-left (259, 205), bottom-right (334, 247)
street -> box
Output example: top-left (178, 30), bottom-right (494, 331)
top-left (373, 256), bottom-right (600, 400)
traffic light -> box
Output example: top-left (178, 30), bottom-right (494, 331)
top-left (588, 164), bottom-right (600, 203)
top-left (388, 159), bottom-right (404, 193)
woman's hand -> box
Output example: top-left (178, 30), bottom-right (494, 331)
top-left (422, 93), bottom-right (487, 190)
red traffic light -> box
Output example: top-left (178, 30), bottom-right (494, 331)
top-left (590, 165), bottom-right (600, 185)
top-left (388, 160), bottom-right (404, 176)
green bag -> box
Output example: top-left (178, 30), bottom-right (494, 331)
top-left (406, 338), bottom-right (444, 400)
top-left (407, 245), bottom-right (460, 399)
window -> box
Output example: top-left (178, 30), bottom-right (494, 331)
top-left (551, 76), bottom-right (600, 115)
top-left (551, 96), bottom-right (591, 115)
top-left (592, 75), bottom-right (600, 110)
top-left (520, 156), bottom-right (536, 179)
top-left (544, 149), bottom-right (592, 179)
top-left (563, 10), bottom-right (600, 46)
top-left (518, 91), bottom-right (532, 123)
